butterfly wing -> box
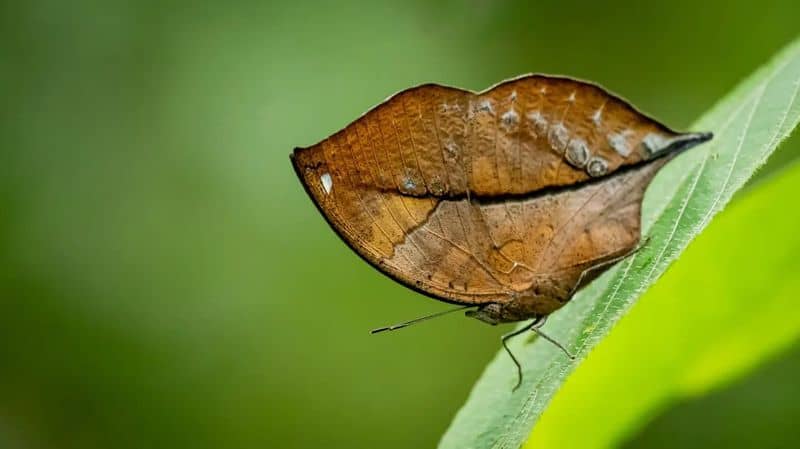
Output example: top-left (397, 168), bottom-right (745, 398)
top-left (291, 76), bottom-right (709, 306)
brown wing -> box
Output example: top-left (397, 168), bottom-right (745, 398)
top-left (290, 75), bottom-right (710, 305)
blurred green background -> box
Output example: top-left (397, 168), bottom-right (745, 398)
top-left (1, 1), bottom-right (799, 448)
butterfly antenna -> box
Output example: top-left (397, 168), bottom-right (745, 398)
top-left (370, 304), bottom-right (475, 334)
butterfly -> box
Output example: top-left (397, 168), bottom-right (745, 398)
top-left (291, 75), bottom-right (712, 389)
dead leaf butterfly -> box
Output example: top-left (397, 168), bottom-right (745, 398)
top-left (290, 75), bottom-right (712, 389)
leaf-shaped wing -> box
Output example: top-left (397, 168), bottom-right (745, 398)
top-left (291, 75), bottom-right (709, 307)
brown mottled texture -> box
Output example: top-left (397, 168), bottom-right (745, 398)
top-left (291, 75), bottom-right (712, 324)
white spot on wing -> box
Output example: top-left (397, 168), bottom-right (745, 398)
top-left (608, 131), bottom-right (634, 157)
top-left (592, 108), bottom-right (603, 125)
top-left (501, 109), bottom-right (519, 130)
top-left (402, 176), bottom-right (417, 193)
top-left (586, 156), bottom-right (609, 177)
top-left (320, 173), bottom-right (333, 194)
top-left (566, 139), bottom-right (590, 167)
top-left (642, 132), bottom-right (670, 155)
top-left (444, 139), bottom-right (459, 158)
top-left (527, 110), bottom-right (548, 134)
top-left (549, 122), bottom-right (569, 148)
top-left (592, 101), bottom-right (607, 127)
top-left (568, 91), bottom-right (576, 102)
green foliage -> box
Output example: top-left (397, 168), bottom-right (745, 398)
top-left (440, 37), bottom-right (800, 449)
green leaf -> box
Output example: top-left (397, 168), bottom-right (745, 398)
top-left (439, 37), bottom-right (800, 449)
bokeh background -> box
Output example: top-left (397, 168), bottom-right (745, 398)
top-left (2, 1), bottom-right (799, 448)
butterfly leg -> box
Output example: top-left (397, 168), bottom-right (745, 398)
top-left (502, 317), bottom-right (542, 391)
top-left (529, 315), bottom-right (576, 361)
top-left (502, 316), bottom-right (577, 391)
